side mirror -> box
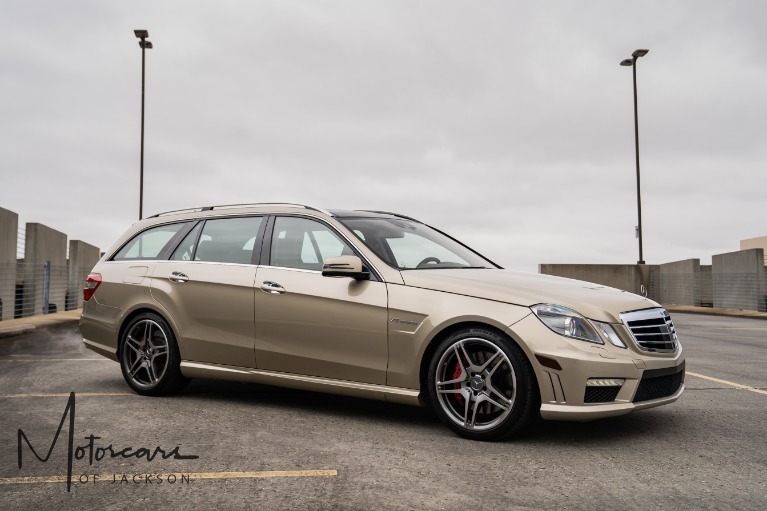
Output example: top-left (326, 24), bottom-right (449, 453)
top-left (322, 255), bottom-right (370, 280)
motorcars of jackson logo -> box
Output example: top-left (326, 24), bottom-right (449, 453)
top-left (16, 392), bottom-right (198, 491)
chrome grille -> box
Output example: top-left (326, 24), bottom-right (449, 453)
top-left (620, 308), bottom-right (679, 353)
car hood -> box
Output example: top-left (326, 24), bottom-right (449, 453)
top-left (399, 269), bottom-right (658, 323)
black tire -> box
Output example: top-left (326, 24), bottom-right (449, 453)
top-left (427, 327), bottom-right (539, 441)
top-left (119, 312), bottom-right (188, 396)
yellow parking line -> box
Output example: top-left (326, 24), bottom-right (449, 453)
top-left (0, 392), bottom-right (133, 398)
top-left (182, 470), bottom-right (337, 480)
top-left (687, 371), bottom-right (767, 396)
top-left (0, 476), bottom-right (71, 484)
top-left (0, 359), bottom-right (107, 362)
top-left (0, 470), bottom-right (337, 485)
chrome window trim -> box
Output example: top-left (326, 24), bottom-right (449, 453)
top-left (258, 265), bottom-right (320, 274)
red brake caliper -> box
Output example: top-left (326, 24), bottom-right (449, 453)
top-left (453, 361), bottom-right (464, 405)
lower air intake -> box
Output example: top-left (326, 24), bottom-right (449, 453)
top-left (633, 362), bottom-right (685, 403)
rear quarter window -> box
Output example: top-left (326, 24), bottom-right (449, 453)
top-left (112, 223), bottom-right (188, 261)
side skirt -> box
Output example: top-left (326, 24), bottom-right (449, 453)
top-left (180, 361), bottom-right (421, 406)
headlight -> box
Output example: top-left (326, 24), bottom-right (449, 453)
top-left (530, 304), bottom-right (603, 344)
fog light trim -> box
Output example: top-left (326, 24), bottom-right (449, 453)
top-left (586, 378), bottom-right (626, 387)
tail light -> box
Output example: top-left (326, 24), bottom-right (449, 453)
top-left (83, 273), bottom-right (102, 302)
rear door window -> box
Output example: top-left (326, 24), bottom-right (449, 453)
top-left (190, 217), bottom-right (263, 264)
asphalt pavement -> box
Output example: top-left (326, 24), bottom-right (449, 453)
top-left (0, 312), bottom-right (765, 510)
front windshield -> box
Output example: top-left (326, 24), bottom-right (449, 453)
top-left (338, 217), bottom-right (497, 270)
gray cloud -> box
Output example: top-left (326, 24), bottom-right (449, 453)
top-left (1, 0), bottom-right (765, 271)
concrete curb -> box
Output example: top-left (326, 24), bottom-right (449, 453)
top-left (0, 309), bottom-right (82, 340)
top-left (0, 324), bottom-right (37, 339)
top-left (663, 304), bottom-right (767, 320)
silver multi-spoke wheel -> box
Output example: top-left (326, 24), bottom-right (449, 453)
top-left (428, 328), bottom-right (538, 440)
top-left (119, 313), bottom-right (188, 396)
top-left (435, 337), bottom-right (516, 431)
top-left (122, 319), bottom-right (170, 389)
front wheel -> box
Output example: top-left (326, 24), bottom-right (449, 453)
top-left (119, 312), bottom-right (188, 396)
top-left (427, 328), bottom-right (539, 440)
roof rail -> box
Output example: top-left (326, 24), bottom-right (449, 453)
top-left (359, 210), bottom-right (421, 222)
top-left (148, 203), bottom-right (332, 218)
top-left (147, 207), bottom-right (207, 218)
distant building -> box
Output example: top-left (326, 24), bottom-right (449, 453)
top-left (740, 236), bottom-right (767, 265)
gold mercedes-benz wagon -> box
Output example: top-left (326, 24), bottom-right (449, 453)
top-left (80, 203), bottom-right (684, 440)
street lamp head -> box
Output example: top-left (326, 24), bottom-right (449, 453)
top-left (632, 49), bottom-right (649, 58)
top-left (134, 29), bottom-right (149, 39)
top-left (139, 40), bottom-right (153, 49)
top-left (620, 59), bottom-right (634, 67)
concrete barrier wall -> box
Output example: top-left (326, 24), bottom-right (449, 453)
top-left (658, 258), bottom-right (701, 306)
top-left (712, 248), bottom-right (766, 312)
top-left (0, 207), bottom-right (18, 321)
top-left (23, 223), bottom-right (68, 315)
top-left (67, 240), bottom-right (101, 310)
top-left (538, 264), bottom-right (659, 301)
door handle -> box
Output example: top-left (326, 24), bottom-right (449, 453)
top-left (260, 281), bottom-right (285, 294)
top-left (169, 271), bottom-right (189, 283)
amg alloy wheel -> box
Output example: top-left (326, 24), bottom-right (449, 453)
top-left (119, 312), bottom-right (188, 396)
top-left (428, 328), bottom-right (538, 440)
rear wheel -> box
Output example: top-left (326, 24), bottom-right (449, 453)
top-left (119, 312), bottom-right (188, 396)
top-left (427, 328), bottom-right (538, 440)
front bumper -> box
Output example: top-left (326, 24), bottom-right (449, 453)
top-left (540, 381), bottom-right (684, 421)
top-left (506, 313), bottom-right (686, 421)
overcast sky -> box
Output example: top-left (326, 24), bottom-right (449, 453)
top-left (1, 0), bottom-right (765, 271)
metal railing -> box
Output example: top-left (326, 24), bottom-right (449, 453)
top-left (0, 261), bottom-right (91, 321)
top-left (16, 226), bottom-right (25, 259)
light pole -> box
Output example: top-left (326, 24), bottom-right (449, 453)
top-left (134, 29), bottom-right (153, 220)
top-left (620, 49), bottom-right (648, 265)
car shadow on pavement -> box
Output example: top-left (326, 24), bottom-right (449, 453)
top-left (176, 378), bottom-right (678, 443)
top-left (179, 378), bottom-right (441, 431)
